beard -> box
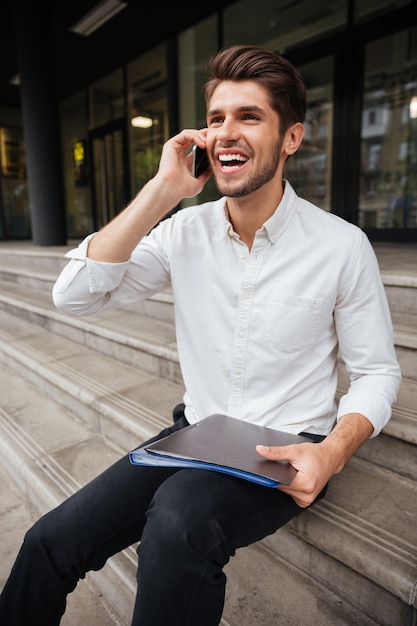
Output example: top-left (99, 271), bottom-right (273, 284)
top-left (213, 140), bottom-right (282, 198)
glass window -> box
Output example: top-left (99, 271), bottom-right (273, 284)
top-left (223, 0), bottom-right (347, 53)
top-left (91, 121), bottom-right (127, 229)
top-left (178, 15), bottom-right (219, 206)
top-left (0, 126), bottom-right (29, 238)
top-left (60, 91), bottom-right (93, 238)
top-left (221, 0), bottom-right (335, 212)
top-left (285, 57), bottom-right (334, 212)
top-left (127, 45), bottom-right (167, 197)
top-left (359, 27), bottom-right (417, 229)
top-left (355, 0), bottom-right (413, 22)
top-left (89, 69), bottom-right (125, 129)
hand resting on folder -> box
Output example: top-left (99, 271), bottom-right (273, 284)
top-left (256, 411), bottom-right (374, 507)
top-left (129, 414), bottom-right (313, 488)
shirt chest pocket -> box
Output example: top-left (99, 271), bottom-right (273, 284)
top-left (263, 292), bottom-right (323, 353)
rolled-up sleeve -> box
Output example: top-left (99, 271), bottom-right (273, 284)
top-left (52, 234), bottom-right (132, 316)
top-left (335, 233), bottom-right (402, 436)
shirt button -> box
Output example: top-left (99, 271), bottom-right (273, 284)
top-left (243, 292), bottom-right (252, 300)
top-left (234, 368), bottom-right (242, 376)
top-left (238, 332), bottom-right (245, 339)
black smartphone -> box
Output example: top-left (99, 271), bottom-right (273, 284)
top-left (192, 144), bottom-right (210, 178)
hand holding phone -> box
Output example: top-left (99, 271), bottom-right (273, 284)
top-left (192, 144), bottom-right (210, 178)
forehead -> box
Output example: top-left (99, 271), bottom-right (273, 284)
top-left (207, 80), bottom-right (272, 113)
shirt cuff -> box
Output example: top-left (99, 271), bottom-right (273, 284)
top-left (65, 233), bottom-right (131, 293)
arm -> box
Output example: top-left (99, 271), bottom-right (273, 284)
top-left (257, 233), bottom-right (401, 508)
top-left (256, 412), bottom-right (373, 507)
top-left (87, 129), bottom-right (210, 263)
top-left (52, 129), bottom-right (211, 315)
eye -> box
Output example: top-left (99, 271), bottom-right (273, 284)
top-left (242, 113), bottom-right (260, 121)
top-left (208, 116), bottom-right (224, 126)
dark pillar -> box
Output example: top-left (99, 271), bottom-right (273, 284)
top-left (13, 0), bottom-right (67, 245)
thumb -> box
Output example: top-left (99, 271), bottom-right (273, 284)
top-left (256, 444), bottom-right (289, 461)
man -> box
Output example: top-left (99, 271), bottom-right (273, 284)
top-left (0, 45), bottom-right (401, 625)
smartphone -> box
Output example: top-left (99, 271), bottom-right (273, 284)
top-left (192, 144), bottom-right (210, 178)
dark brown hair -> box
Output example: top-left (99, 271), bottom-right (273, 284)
top-left (205, 45), bottom-right (306, 138)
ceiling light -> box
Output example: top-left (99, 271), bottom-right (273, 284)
top-left (410, 96), bottom-right (417, 120)
top-left (70, 0), bottom-right (127, 37)
top-left (131, 115), bottom-right (154, 129)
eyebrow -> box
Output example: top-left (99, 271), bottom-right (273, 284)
top-left (207, 104), bottom-right (266, 117)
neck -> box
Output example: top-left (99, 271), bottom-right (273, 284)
top-left (226, 180), bottom-right (285, 249)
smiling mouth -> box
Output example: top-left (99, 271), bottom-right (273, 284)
top-left (218, 154), bottom-right (248, 168)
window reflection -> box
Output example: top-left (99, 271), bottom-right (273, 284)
top-left (355, 0), bottom-right (413, 22)
top-left (89, 69), bottom-right (124, 129)
top-left (223, 0), bottom-right (347, 52)
top-left (285, 57), bottom-right (333, 212)
top-left (178, 15), bottom-right (219, 206)
top-left (127, 45), bottom-right (168, 197)
top-left (221, 1), bottom-right (335, 212)
top-left (359, 28), bottom-right (417, 229)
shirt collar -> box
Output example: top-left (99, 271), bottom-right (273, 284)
top-left (221, 180), bottom-right (298, 244)
top-left (262, 180), bottom-right (297, 244)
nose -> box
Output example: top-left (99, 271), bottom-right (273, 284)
top-left (216, 117), bottom-right (241, 143)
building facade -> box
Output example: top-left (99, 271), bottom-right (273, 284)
top-left (0, 0), bottom-right (416, 244)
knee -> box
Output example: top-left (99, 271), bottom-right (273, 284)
top-left (141, 471), bottom-right (232, 565)
top-left (22, 513), bottom-right (56, 556)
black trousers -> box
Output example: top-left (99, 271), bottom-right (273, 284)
top-left (0, 405), bottom-right (327, 625)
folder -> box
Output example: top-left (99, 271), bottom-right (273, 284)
top-left (129, 413), bottom-right (312, 488)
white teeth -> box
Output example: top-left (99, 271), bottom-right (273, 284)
top-left (219, 154), bottom-right (247, 162)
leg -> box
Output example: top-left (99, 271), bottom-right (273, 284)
top-left (132, 468), bottom-right (327, 626)
top-left (0, 415), bottom-right (189, 626)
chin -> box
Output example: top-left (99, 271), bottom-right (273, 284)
top-left (215, 178), bottom-right (247, 198)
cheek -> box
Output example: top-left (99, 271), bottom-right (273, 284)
top-left (205, 134), bottom-right (218, 163)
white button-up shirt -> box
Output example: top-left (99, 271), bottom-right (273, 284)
top-left (53, 181), bottom-right (401, 437)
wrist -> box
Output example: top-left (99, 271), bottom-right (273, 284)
top-left (321, 413), bottom-right (373, 474)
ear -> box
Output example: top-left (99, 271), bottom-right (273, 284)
top-left (283, 122), bottom-right (304, 156)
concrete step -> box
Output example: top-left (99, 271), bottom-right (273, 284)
top-left (0, 304), bottom-right (416, 624)
top-left (382, 273), bottom-right (417, 314)
top-left (0, 294), bottom-right (415, 478)
top-left (0, 361), bottom-right (139, 625)
top-left (0, 260), bottom-right (175, 324)
top-left (0, 278), bottom-right (181, 382)
top-left (0, 307), bottom-right (184, 450)
top-left (0, 272), bottom-right (415, 393)
top-left (0, 362), bottom-right (397, 626)
top-left (1, 240), bottom-right (416, 317)
top-left (0, 272), bottom-right (416, 461)
top-left (0, 276), bottom-right (415, 479)
top-left (0, 465), bottom-right (124, 626)
top-left (337, 365), bottom-right (417, 454)
top-left (0, 241), bottom-right (416, 625)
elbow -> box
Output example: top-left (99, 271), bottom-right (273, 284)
top-left (52, 284), bottom-right (68, 312)
top-left (51, 286), bottom-right (81, 316)
top-left (52, 283), bottom-right (110, 317)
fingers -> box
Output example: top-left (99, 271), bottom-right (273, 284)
top-left (171, 128), bottom-right (208, 152)
top-left (277, 484), bottom-right (312, 508)
top-left (155, 128), bottom-right (210, 201)
top-left (257, 442), bottom-right (328, 508)
top-left (256, 444), bottom-right (294, 462)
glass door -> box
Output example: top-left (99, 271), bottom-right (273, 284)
top-left (284, 56), bottom-right (334, 213)
top-left (0, 127), bottom-right (30, 239)
top-left (359, 27), bottom-right (417, 232)
top-left (90, 119), bottom-right (128, 230)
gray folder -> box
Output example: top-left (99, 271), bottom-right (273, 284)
top-left (129, 414), bottom-right (312, 487)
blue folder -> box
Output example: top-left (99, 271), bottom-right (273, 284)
top-left (129, 414), bottom-right (311, 488)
